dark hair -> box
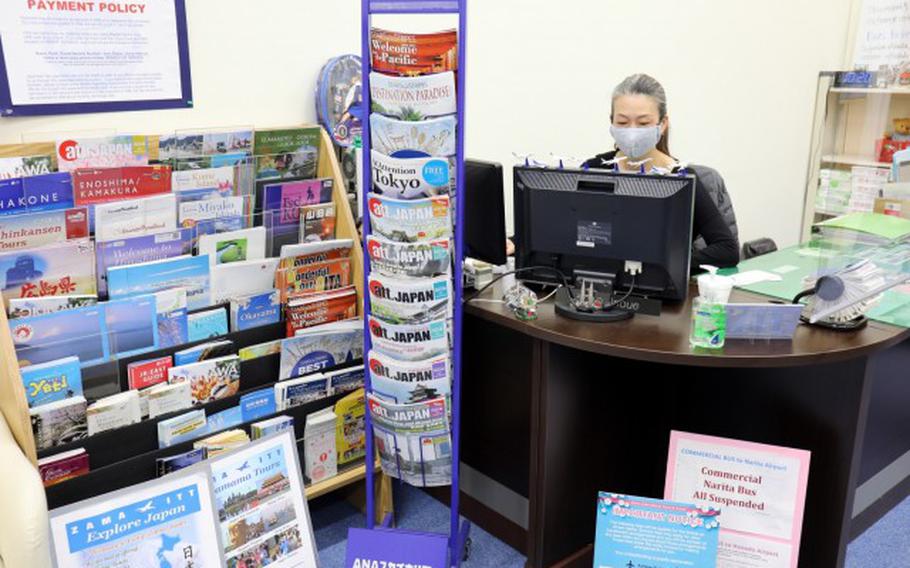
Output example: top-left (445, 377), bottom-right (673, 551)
top-left (611, 73), bottom-right (671, 155)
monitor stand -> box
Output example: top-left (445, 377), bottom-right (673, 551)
top-left (554, 279), bottom-right (633, 323)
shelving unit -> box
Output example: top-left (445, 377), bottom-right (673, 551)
top-left (0, 127), bottom-right (388, 518)
top-left (359, 0), bottom-right (471, 565)
top-left (801, 71), bottom-right (910, 240)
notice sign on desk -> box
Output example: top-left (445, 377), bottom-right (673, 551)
top-left (593, 493), bottom-right (720, 568)
top-left (665, 431), bottom-right (811, 568)
top-left (0, 0), bottom-right (192, 116)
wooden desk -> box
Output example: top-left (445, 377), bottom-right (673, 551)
top-left (460, 282), bottom-right (910, 568)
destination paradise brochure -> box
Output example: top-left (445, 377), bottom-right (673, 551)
top-left (48, 468), bottom-right (224, 566)
top-left (0, 239), bottom-right (97, 302)
top-left (369, 71), bottom-right (457, 120)
top-left (0, 172), bottom-right (74, 216)
top-left (0, 207), bottom-right (88, 252)
top-left (107, 254), bottom-right (211, 310)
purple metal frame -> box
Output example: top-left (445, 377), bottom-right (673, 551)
top-left (0, 0), bottom-right (193, 117)
top-left (360, 1), bottom-right (470, 565)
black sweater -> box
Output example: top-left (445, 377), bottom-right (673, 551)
top-left (582, 151), bottom-right (740, 271)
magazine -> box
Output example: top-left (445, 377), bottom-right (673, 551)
top-left (256, 151), bottom-right (318, 181)
top-left (279, 321), bottom-right (363, 380)
top-left (95, 228), bottom-right (194, 297)
top-left (54, 135), bottom-right (150, 171)
top-left (285, 286), bottom-right (357, 335)
top-left (371, 151), bottom-right (454, 199)
top-left (368, 193), bottom-right (451, 242)
top-left (0, 155), bottom-right (53, 180)
top-left (369, 273), bottom-right (451, 324)
top-left (107, 254), bottom-right (210, 311)
top-left (370, 71), bottom-right (457, 120)
top-left (72, 165), bottom-right (172, 208)
top-left (370, 27), bottom-right (458, 76)
top-left (208, 431), bottom-right (319, 568)
top-left (254, 127), bottom-right (322, 156)
top-left (8, 294), bottom-right (97, 319)
top-left (298, 203), bottom-right (336, 242)
top-left (93, 194), bottom-right (178, 242)
top-left (370, 113), bottom-right (457, 158)
top-left (274, 258), bottom-right (352, 303)
top-left (168, 355), bottom-right (241, 405)
top-left (367, 235), bottom-right (450, 278)
top-left (368, 350), bottom-right (450, 405)
top-left (48, 468), bottom-right (224, 567)
top-left (369, 315), bottom-right (449, 362)
top-left (0, 239), bottom-right (97, 302)
top-left (0, 207), bottom-right (89, 252)
top-left (368, 395), bottom-right (452, 487)
top-left (279, 239), bottom-right (353, 269)
top-left (197, 226), bottom-right (267, 265)
top-left (171, 165), bottom-right (236, 193)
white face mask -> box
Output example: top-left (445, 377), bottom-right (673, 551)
top-left (609, 124), bottom-right (661, 160)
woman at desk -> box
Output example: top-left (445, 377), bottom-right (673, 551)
top-left (583, 73), bottom-right (740, 270)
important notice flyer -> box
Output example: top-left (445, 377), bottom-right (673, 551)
top-left (665, 431), bottom-right (811, 568)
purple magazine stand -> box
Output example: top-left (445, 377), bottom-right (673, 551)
top-left (358, 0), bottom-right (471, 566)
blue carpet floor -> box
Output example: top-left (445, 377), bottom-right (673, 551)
top-left (311, 484), bottom-right (909, 567)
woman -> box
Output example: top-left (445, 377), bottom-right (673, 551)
top-left (583, 74), bottom-right (739, 270)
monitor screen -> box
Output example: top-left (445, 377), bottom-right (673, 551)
top-left (513, 166), bottom-right (695, 301)
top-left (464, 159), bottom-right (507, 266)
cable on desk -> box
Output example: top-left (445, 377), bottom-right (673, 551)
top-left (462, 266), bottom-right (574, 304)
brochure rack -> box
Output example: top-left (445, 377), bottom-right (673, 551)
top-left (0, 129), bottom-right (390, 517)
top-left (360, 0), bottom-right (471, 564)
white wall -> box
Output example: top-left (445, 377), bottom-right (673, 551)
top-left (0, 0), bottom-right (855, 248)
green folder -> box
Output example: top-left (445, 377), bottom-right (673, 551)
top-left (815, 212), bottom-right (910, 242)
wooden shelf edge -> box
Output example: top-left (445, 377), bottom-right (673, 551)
top-left (305, 459), bottom-right (381, 499)
top-left (821, 154), bottom-right (891, 168)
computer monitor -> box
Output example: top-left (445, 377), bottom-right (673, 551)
top-left (513, 166), bottom-right (695, 302)
top-left (464, 159), bottom-right (507, 266)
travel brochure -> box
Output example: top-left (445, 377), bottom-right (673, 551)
top-left (367, 235), bottom-right (450, 278)
top-left (210, 257), bottom-right (280, 304)
top-left (370, 27), bottom-right (458, 76)
top-left (20, 355), bottom-right (83, 408)
top-left (171, 165), bottom-right (235, 193)
top-left (298, 202), bottom-right (336, 242)
top-left (370, 151), bottom-right (454, 199)
top-left (286, 286), bottom-right (357, 335)
top-left (95, 228), bottom-right (194, 296)
top-left (370, 71), bottom-right (457, 120)
top-left (71, 165), bottom-right (171, 208)
top-left (7, 294), bottom-right (97, 319)
top-left (368, 193), bottom-right (451, 242)
top-left (197, 226), bottom-right (267, 265)
top-left (368, 394), bottom-right (452, 487)
top-left (0, 172), bottom-right (74, 216)
top-left (369, 273), bottom-right (451, 324)
top-left (93, 194), bottom-right (177, 242)
top-left (368, 350), bottom-right (450, 405)
top-left (0, 206), bottom-right (88, 252)
top-left (54, 135), bottom-right (150, 171)
top-left (0, 239), bottom-right (97, 302)
top-left (274, 257), bottom-right (352, 303)
top-left (0, 155), bottom-right (53, 180)
top-left (370, 113), bottom-right (457, 157)
top-left (279, 239), bottom-right (353, 269)
top-left (279, 321), bottom-right (363, 380)
top-left (107, 254), bottom-right (211, 310)
top-left (167, 355), bottom-right (241, 405)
